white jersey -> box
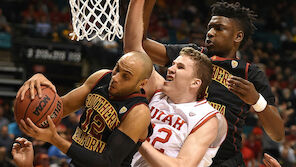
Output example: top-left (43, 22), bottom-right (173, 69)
top-left (132, 91), bottom-right (227, 167)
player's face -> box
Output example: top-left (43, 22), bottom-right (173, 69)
top-left (109, 57), bottom-right (143, 97)
top-left (205, 16), bottom-right (237, 56)
top-left (163, 55), bottom-right (198, 98)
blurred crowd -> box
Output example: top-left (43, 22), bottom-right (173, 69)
top-left (0, 0), bottom-right (296, 166)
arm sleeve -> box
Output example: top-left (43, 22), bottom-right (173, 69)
top-left (66, 128), bottom-right (137, 167)
top-left (164, 43), bottom-right (203, 66)
top-left (248, 64), bottom-right (275, 106)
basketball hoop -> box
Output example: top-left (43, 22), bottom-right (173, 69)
top-left (69, 0), bottom-right (123, 41)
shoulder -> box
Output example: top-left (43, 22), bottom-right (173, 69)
top-left (84, 69), bottom-right (112, 87)
top-left (129, 104), bottom-right (150, 118)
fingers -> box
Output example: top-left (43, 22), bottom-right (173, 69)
top-left (47, 115), bottom-right (56, 129)
top-left (44, 81), bottom-right (57, 93)
top-left (19, 119), bottom-right (38, 137)
top-left (36, 80), bottom-right (42, 98)
top-left (227, 76), bottom-right (248, 90)
top-left (19, 85), bottom-right (30, 101)
top-left (263, 153), bottom-right (281, 167)
top-left (263, 158), bottom-right (272, 167)
top-left (29, 81), bottom-right (36, 99)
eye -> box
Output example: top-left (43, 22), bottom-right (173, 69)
top-left (122, 73), bottom-right (130, 80)
top-left (177, 64), bottom-right (184, 69)
top-left (215, 26), bottom-right (222, 31)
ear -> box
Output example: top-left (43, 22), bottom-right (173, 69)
top-left (191, 78), bottom-right (202, 89)
top-left (139, 79), bottom-right (149, 89)
top-left (234, 30), bottom-right (244, 43)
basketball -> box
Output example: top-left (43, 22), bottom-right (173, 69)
top-left (14, 86), bottom-right (63, 128)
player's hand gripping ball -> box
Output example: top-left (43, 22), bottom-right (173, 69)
top-left (14, 86), bottom-right (63, 128)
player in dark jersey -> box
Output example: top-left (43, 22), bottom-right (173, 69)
top-left (15, 1), bottom-right (153, 166)
top-left (139, 1), bottom-right (284, 166)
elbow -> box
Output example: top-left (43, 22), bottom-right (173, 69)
top-left (272, 130), bottom-right (285, 142)
top-left (123, 45), bottom-right (134, 54)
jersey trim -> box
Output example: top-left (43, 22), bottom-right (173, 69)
top-left (91, 70), bottom-right (112, 90)
top-left (150, 89), bottom-right (162, 100)
top-left (210, 56), bottom-right (238, 61)
top-left (190, 110), bottom-right (218, 134)
top-left (194, 99), bottom-right (207, 106)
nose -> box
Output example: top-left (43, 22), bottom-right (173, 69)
top-left (112, 72), bottom-right (119, 82)
top-left (207, 28), bottom-right (214, 38)
top-left (167, 65), bottom-right (176, 74)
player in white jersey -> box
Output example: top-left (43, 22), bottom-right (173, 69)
top-left (132, 89), bottom-right (227, 167)
top-left (123, 1), bottom-right (227, 167)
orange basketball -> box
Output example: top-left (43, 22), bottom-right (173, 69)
top-left (14, 86), bottom-right (63, 128)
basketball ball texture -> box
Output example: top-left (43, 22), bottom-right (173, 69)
top-left (14, 86), bottom-right (63, 128)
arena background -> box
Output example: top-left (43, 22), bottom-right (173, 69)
top-left (0, 0), bottom-right (295, 166)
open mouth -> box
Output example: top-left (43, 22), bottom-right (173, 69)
top-left (166, 75), bottom-right (174, 82)
top-left (205, 39), bottom-right (214, 46)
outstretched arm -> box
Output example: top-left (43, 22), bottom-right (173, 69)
top-left (139, 117), bottom-right (219, 167)
top-left (142, 0), bottom-right (168, 66)
top-left (123, 0), bottom-right (145, 53)
top-left (19, 103), bottom-right (151, 167)
top-left (124, 0), bottom-right (164, 96)
top-left (16, 70), bottom-right (110, 118)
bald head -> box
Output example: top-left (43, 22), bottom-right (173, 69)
top-left (120, 51), bottom-right (153, 80)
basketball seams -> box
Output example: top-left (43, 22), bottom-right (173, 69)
top-left (23, 87), bottom-right (49, 120)
top-left (35, 90), bottom-right (57, 125)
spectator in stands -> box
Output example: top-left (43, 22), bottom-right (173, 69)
top-left (0, 8), bottom-right (11, 33)
top-left (0, 146), bottom-right (14, 167)
top-left (0, 105), bottom-right (9, 130)
top-left (0, 125), bottom-right (14, 155)
top-left (35, 15), bottom-right (51, 38)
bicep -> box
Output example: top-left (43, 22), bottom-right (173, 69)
top-left (61, 85), bottom-right (90, 117)
top-left (118, 104), bottom-right (151, 143)
top-left (177, 117), bottom-right (218, 167)
top-left (62, 69), bottom-right (110, 117)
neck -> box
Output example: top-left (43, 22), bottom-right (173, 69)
top-left (166, 92), bottom-right (197, 104)
top-left (210, 47), bottom-right (238, 59)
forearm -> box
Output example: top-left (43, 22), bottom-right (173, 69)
top-left (50, 132), bottom-right (71, 154)
top-left (143, 0), bottom-right (156, 38)
top-left (124, 0), bottom-right (145, 53)
top-left (139, 142), bottom-right (183, 167)
top-left (257, 105), bottom-right (284, 141)
top-left (66, 128), bottom-right (137, 167)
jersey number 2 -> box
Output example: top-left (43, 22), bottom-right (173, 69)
top-left (147, 125), bottom-right (172, 153)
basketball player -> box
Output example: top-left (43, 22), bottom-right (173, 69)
top-left (16, 2), bottom-right (153, 166)
top-left (124, 1), bottom-right (227, 166)
top-left (140, 1), bottom-right (284, 166)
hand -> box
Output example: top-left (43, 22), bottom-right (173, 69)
top-left (19, 116), bottom-right (58, 144)
top-left (16, 73), bottom-right (56, 101)
top-left (12, 137), bottom-right (34, 167)
top-left (227, 75), bottom-right (259, 105)
top-left (263, 153), bottom-right (281, 167)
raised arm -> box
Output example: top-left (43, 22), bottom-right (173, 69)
top-left (139, 117), bottom-right (219, 167)
top-left (124, 0), bottom-right (164, 96)
top-left (123, 0), bottom-right (145, 53)
top-left (142, 0), bottom-right (168, 66)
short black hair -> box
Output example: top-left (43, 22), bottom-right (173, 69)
top-left (211, 2), bottom-right (257, 48)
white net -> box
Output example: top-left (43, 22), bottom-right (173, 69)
top-left (69, 0), bottom-right (123, 41)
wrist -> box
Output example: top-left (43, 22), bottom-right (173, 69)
top-left (252, 93), bottom-right (267, 112)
